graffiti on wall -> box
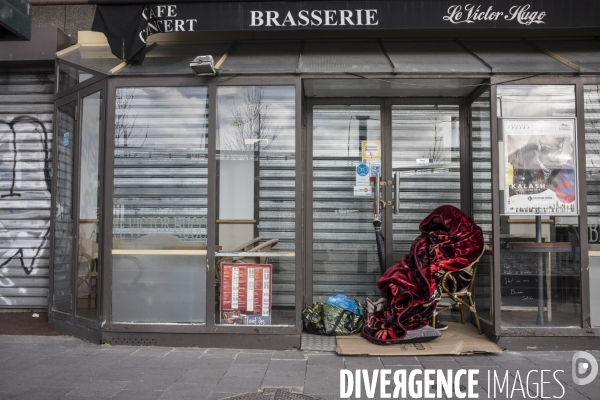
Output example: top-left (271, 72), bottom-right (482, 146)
top-left (0, 116), bottom-right (52, 306)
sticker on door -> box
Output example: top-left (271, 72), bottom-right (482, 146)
top-left (354, 186), bottom-right (373, 197)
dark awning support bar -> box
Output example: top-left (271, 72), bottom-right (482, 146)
top-left (108, 42), bottom-right (157, 75)
top-left (455, 40), bottom-right (494, 73)
top-left (295, 40), bottom-right (304, 75)
top-left (379, 40), bottom-right (398, 74)
top-left (214, 41), bottom-right (236, 71)
top-left (525, 40), bottom-right (581, 72)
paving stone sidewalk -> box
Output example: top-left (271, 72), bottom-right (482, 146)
top-left (0, 335), bottom-right (598, 400)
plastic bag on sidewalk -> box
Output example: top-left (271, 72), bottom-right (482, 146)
top-left (302, 301), bottom-right (365, 336)
top-left (325, 294), bottom-right (363, 316)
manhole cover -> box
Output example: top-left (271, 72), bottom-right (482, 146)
top-left (223, 388), bottom-right (318, 400)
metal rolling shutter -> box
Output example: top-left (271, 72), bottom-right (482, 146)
top-left (111, 87), bottom-right (209, 323)
top-left (259, 156), bottom-right (296, 308)
top-left (472, 90), bottom-right (493, 237)
top-left (470, 90), bottom-right (493, 322)
top-left (0, 68), bottom-right (54, 308)
top-left (585, 85), bottom-right (600, 226)
top-left (391, 105), bottom-right (462, 260)
top-left (586, 85), bottom-right (600, 327)
top-left (312, 105), bottom-right (382, 302)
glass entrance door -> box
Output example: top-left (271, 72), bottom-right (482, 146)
top-left (311, 104), bottom-right (382, 302)
top-left (51, 81), bottom-right (104, 326)
top-left (309, 101), bottom-right (462, 305)
top-left (391, 105), bottom-right (461, 261)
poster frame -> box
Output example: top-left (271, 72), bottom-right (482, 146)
top-left (219, 263), bottom-right (273, 326)
top-left (500, 116), bottom-right (579, 216)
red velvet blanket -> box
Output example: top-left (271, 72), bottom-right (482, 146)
top-left (361, 205), bottom-right (484, 345)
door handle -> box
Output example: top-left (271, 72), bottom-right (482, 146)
top-left (394, 172), bottom-right (400, 214)
top-left (372, 200), bottom-right (386, 216)
top-left (374, 170), bottom-right (381, 218)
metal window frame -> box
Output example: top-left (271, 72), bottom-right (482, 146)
top-left (577, 76), bottom-right (600, 330)
top-left (55, 59), bottom-right (106, 101)
top-left (100, 75), bottom-right (303, 337)
top-left (48, 69), bottom-right (600, 342)
top-left (466, 83), bottom-right (495, 333)
top-left (305, 97), bottom-right (383, 306)
top-left (490, 75), bottom-right (599, 337)
top-left (305, 97), bottom-right (468, 307)
top-left (48, 80), bottom-right (107, 332)
top-left (211, 76), bottom-right (304, 334)
top-left (73, 81), bottom-right (107, 330)
top-left (49, 92), bottom-right (78, 323)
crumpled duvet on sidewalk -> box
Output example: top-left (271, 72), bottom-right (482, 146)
top-left (362, 205), bottom-right (485, 345)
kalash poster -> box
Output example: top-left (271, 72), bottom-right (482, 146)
top-left (503, 118), bottom-right (578, 215)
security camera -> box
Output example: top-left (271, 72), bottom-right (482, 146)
top-left (190, 55), bottom-right (216, 76)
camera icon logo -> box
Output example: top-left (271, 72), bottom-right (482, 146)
top-left (572, 351), bottom-right (598, 386)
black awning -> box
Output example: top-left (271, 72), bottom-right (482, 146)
top-left (59, 37), bottom-right (600, 76)
top-left (89, 1), bottom-right (600, 64)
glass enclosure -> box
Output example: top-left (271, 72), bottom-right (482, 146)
top-left (584, 84), bottom-right (600, 327)
top-left (49, 70), bottom-right (600, 342)
top-left (471, 90), bottom-right (494, 324)
top-left (77, 91), bottom-right (102, 319)
top-left (312, 105), bottom-right (381, 303)
top-left (497, 85), bottom-right (581, 328)
top-left (391, 105), bottom-right (461, 259)
top-left (53, 101), bottom-right (76, 314)
top-left (58, 64), bottom-right (93, 92)
top-left (215, 86), bottom-right (296, 326)
top-left (111, 87), bottom-right (208, 324)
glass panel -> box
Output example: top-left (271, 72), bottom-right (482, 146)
top-left (59, 46), bottom-right (123, 75)
top-left (498, 85), bottom-right (580, 328)
top-left (584, 85), bottom-right (600, 327)
top-left (391, 105), bottom-right (461, 259)
top-left (461, 42), bottom-right (574, 74)
top-left (53, 102), bottom-right (76, 313)
top-left (497, 85), bottom-right (575, 117)
top-left (57, 63), bottom-right (93, 92)
top-left (391, 105), bottom-right (465, 328)
top-left (117, 43), bottom-right (229, 75)
top-left (111, 87), bottom-right (208, 324)
top-left (76, 91), bottom-right (101, 319)
top-left (471, 90), bottom-right (493, 324)
top-left (312, 105), bottom-right (381, 303)
top-left (216, 86), bottom-right (296, 326)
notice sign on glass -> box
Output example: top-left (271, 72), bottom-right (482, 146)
top-left (503, 118), bottom-right (577, 215)
top-left (220, 263), bottom-right (272, 325)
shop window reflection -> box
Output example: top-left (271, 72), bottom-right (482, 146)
top-left (584, 85), bottom-right (600, 327)
top-left (111, 87), bottom-right (208, 324)
top-left (76, 91), bottom-right (102, 319)
top-left (497, 85), bottom-right (581, 328)
top-left (53, 102), bottom-right (76, 313)
top-left (216, 86), bottom-right (296, 326)
top-left (471, 89), bottom-right (493, 324)
top-left (311, 105), bottom-right (381, 304)
top-left (57, 63), bottom-right (93, 92)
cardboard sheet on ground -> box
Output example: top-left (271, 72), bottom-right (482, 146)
top-left (336, 322), bottom-right (501, 356)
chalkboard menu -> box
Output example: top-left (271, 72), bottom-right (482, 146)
top-left (501, 251), bottom-right (545, 306)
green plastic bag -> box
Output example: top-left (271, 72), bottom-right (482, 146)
top-left (302, 301), bottom-right (365, 336)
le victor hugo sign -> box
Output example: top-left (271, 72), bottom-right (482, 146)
top-left (92, 1), bottom-right (600, 62)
